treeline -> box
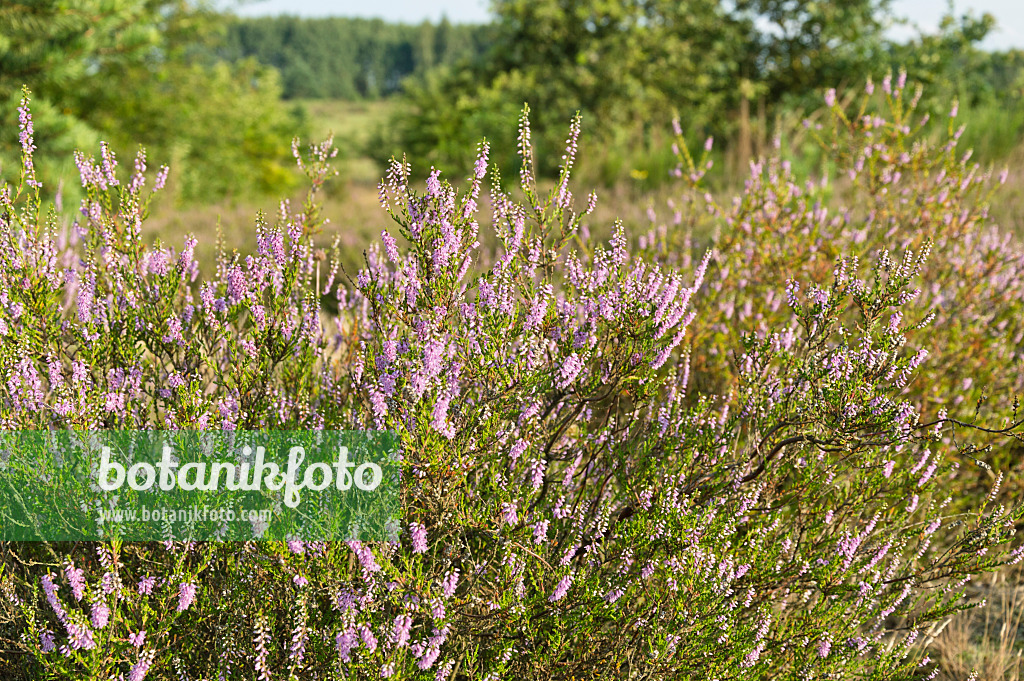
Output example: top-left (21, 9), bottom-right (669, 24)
top-left (359, 0), bottom-right (1024, 184)
top-left (7, 1), bottom-right (1024, 205)
top-left (220, 17), bottom-right (494, 99)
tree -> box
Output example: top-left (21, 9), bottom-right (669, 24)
top-left (0, 0), bottom-right (304, 202)
top-left (734, 0), bottom-right (892, 106)
top-left (375, 0), bottom-right (756, 180)
top-left (376, 0), bottom-right (924, 183)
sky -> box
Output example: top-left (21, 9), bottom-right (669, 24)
top-left (226, 0), bottom-right (1024, 51)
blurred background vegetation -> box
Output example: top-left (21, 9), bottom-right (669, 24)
top-left (2, 0), bottom-right (1023, 231)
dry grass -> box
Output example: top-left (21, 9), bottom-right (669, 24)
top-left (145, 179), bottom-right (390, 277)
top-left (929, 565), bottom-right (1024, 680)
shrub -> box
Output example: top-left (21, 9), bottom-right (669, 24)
top-left (654, 72), bottom-right (1024, 497)
top-left (1, 88), bottom-right (1022, 680)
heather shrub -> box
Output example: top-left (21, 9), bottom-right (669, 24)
top-left (1, 92), bottom-right (1023, 680)
top-left (650, 72), bottom-right (1024, 494)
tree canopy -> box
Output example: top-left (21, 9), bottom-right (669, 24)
top-left (372, 0), bottom-right (1012, 182)
top-left (0, 0), bottom-right (303, 202)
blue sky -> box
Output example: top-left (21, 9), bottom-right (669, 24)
top-left (226, 0), bottom-right (1024, 51)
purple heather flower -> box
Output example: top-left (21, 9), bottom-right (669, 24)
top-left (64, 563), bottom-right (86, 602)
top-left (422, 340), bottom-right (445, 378)
top-left (360, 624), bottom-right (378, 653)
top-left (162, 315), bottom-right (184, 344)
top-left (501, 501), bottom-right (518, 526)
top-left (417, 645), bottom-right (441, 670)
top-left (177, 582), bottom-right (197, 612)
top-left (99, 142), bottom-right (119, 186)
top-left (145, 251), bottom-right (170, 277)
top-left (336, 626), bottom-right (359, 662)
top-left (90, 602), bottom-right (110, 629)
top-left (410, 522), bottom-right (428, 554)
top-left (129, 149), bottom-right (147, 194)
top-left (138, 576), bottom-right (156, 595)
top-left (509, 439), bottom-right (529, 463)
top-left (46, 358), bottom-right (64, 389)
top-left (426, 168), bottom-right (442, 198)
top-left (549, 574), bottom-right (573, 602)
top-left (431, 392), bottom-right (455, 439)
top-left (525, 290), bottom-right (549, 330)
top-left (436, 659), bottom-right (456, 681)
top-left (177, 237), bottom-right (197, 278)
top-left (129, 630), bottom-right (146, 648)
top-left (557, 353), bottom-right (584, 389)
top-left (226, 266), bottom-right (248, 304)
top-left (530, 458), bottom-right (546, 490)
top-left (440, 569), bottom-right (460, 599)
top-left (473, 144), bottom-right (489, 179)
top-left (245, 620), bottom-right (269, 680)
top-left (74, 151), bottom-right (98, 188)
top-left (77, 273), bottom-right (96, 325)
top-left (154, 165), bottom-right (169, 191)
top-left (348, 541), bottom-right (380, 574)
top-left (381, 230), bottom-right (400, 264)
top-left (382, 340), bottom-right (399, 364)
top-left (742, 641), bottom-right (766, 668)
top-left (17, 94), bottom-right (40, 187)
top-left (129, 649), bottom-right (155, 681)
top-left (918, 462), bottom-right (938, 487)
top-left (65, 621), bottom-right (96, 651)
top-left (18, 96), bottom-right (34, 152)
top-left (392, 614), bottom-right (413, 648)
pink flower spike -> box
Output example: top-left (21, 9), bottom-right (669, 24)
top-left (177, 582), bottom-right (197, 612)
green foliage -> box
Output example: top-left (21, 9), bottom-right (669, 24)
top-left (375, 0), bottom-right (1024, 184)
top-left (0, 0), bottom-right (164, 95)
top-left (372, 0), bottom-right (903, 182)
top-left (76, 58), bottom-right (301, 203)
top-left (737, 0), bottom-right (892, 108)
top-left (220, 16), bottom-right (494, 100)
top-left (888, 13), bottom-right (1024, 161)
top-left (0, 0), bottom-right (305, 203)
top-left (374, 0), bottom-right (755, 181)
